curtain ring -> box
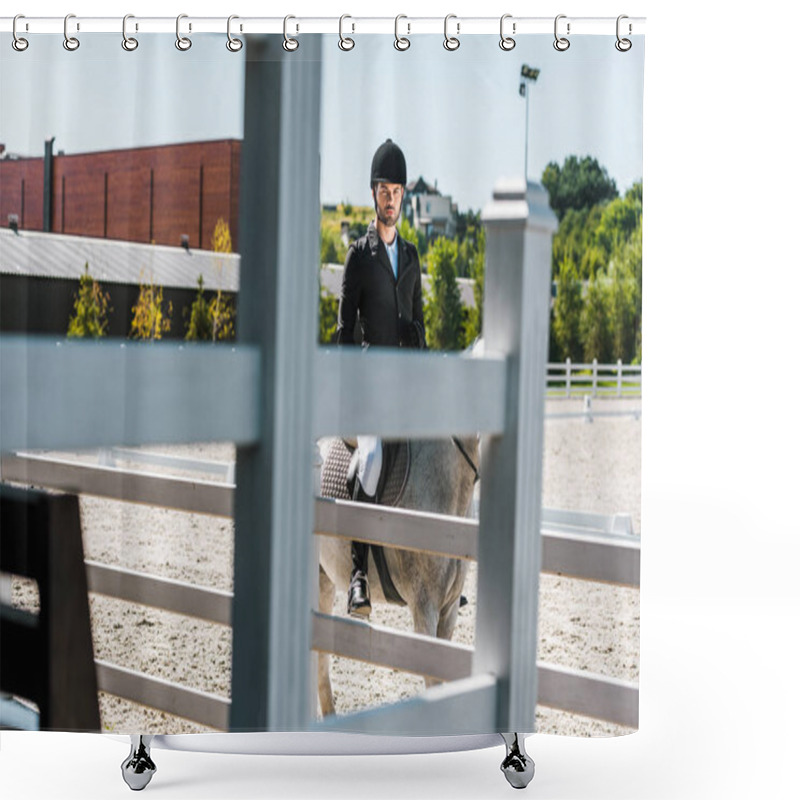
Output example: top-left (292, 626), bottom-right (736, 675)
top-left (615, 15), bottom-right (632, 51)
top-left (176, 14), bottom-right (192, 51)
top-left (394, 15), bottom-right (410, 51)
top-left (499, 14), bottom-right (515, 51)
top-left (63, 13), bottom-right (80, 51)
top-left (443, 14), bottom-right (460, 51)
top-left (554, 14), bottom-right (570, 51)
top-left (338, 15), bottom-right (355, 51)
top-left (122, 14), bottom-right (139, 51)
top-left (283, 15), bottom-right (299, 51)
top-left (12, 15), bottom-right (29, 52)
top-left (226, 15), bottom-right (243, 52)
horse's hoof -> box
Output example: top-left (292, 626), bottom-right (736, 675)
top-left (500, 733), bottom-right (535, 789)
top-left (121, 736), bottom-right (156, 791)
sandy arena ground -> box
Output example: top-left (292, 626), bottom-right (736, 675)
top-left (10, 397), bottom-right (640, 737)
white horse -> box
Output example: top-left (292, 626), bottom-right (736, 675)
top-left (316, 436), bottom-right (480, 716)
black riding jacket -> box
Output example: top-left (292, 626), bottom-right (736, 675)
top-left (336, 221), bottom-right (426, 348)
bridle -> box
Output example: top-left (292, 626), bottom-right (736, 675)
top-left (451, 436), bottom-right (480, 484)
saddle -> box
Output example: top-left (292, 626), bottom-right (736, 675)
top-left (320, 438), bottom-right (410, 605)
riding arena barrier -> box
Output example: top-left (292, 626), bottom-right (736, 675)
top-left (0, 35), bottom-right (639, 790)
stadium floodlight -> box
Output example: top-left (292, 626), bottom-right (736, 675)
top-left (520, 65), bottom-right (540, 81)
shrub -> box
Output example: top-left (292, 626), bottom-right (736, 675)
top-left (67, 262), bottom-right (111, 338)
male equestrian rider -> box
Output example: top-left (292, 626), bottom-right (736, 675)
top-left (336, 139), bottom-right (426, 617)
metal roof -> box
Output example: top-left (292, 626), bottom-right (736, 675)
top-left (0, 228), bottom-right (239, 292)
top-left (0, 229), bottom-right (475, 307)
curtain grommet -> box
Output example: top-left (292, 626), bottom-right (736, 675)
top-left (226, 15), bottom-right (243, 52)
top-left (63, 13), bottom-right (80, 51)
top-left (338, 14), bottom-right (355, 51)
top-left (444, 14), bottom-right (460, 51)
top-left (554, 14), bottom-right (570, 51)
top-left (394, 15), bottom-right (410, 51)
top-left (283, 15), bottom-right (299, 52)
top-left (175, 14), bottom-right (192, 51)
top-left (12, 14), bottom-right (29, 51)
top-left (615, 15), bottom-right (632, 51)
top-left (122, 14), bottom-right (139, 51)
top-left (500, 14), bottom-right (515, 51)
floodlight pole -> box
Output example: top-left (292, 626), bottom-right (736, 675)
top-left (524, 87), bottom-right (530, 182)
top-left (520, 65), bottom-right (540, 183)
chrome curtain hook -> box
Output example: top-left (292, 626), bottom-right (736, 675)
top-left (176, 13), bottom-right (192, 51)
top-left (338, 15), bottom-right (355, 51)
top-left (500, 14), bottom-right (515, 51)
top-left (122, 14), bottom-right (139, 51)
top-left (615, 15), bottom-right (632, 51)
top-left (554, 14), bottom-right (570, 51)
top-left (443, 14), bottom-right (460, 51)
top-left (394, 15), bottom-right (410, 51)
top-left (12, 14), bottom-right (29, 52)
top-left (63, 13), bottom-right (80, 51)
top-left (226, 15), bottom-right (243, 52)
top-left (283, 15), bottom-right (299, 51)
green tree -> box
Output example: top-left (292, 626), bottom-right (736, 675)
top-left (67, 263), bottom-right (111, 338)
top-left (625, 181), bottom-right (643, 205)
top-left (551, 204), bottom-right (606, 281)
top-left (607, 258), bottom-right (637, 363)
top-left (454, 208), bottom-right (481, 240)
top-left (608, 220), bottom-right (642, 363)
top-left (542, 155), bottom-right (618, 222)
top-left (319, 284), bottom-right (339, 344)
top-left (595, 191), bottom-right (642, 257)
top-left (185, 275), bottom-right (213, 341)
top-left (211, 217), bottom-right (232, 255)
top-left (207, 218), bottom-right (237, 341)
top-left (398, 217), bottom-right (419, 251)
top-left (349, 220), bottom-right (368, 240)
top-left (130, 273), bottom-right (172, 340)
top-left (398, 217), bottom-right (429, 264)
top-left (552, 254), bottom-right (583, 361)
top-left (580, 273), bottom-right (612, 363)
top-left (321, 225), bottom-right (346, 264)
top-left (424, 237), bottom-right (463, 350)
top-left (462, 226), bottom-right (485, 346)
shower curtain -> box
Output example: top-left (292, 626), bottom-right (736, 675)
top-left (0, 18), bottom-right (643, 743)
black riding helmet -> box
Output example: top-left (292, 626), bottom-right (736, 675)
top-left (370, 139), bottom-right (407, 187)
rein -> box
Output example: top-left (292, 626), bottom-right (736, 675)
top-left (451, 436), bottom-right (480, 484)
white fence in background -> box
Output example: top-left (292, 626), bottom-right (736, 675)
top-left (547, 359), bottom-right (641, 398)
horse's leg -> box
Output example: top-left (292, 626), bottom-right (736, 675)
top-left (317, 566), bottom-right (337, 716)
top-left (409, 599), bottom-right (442, 689)
top-left (436, 596), bottom-right (460, 641)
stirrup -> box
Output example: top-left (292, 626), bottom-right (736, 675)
top-left (347, 572), bottom-right (371, 618)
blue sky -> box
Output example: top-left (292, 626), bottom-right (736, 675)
top-left (1, 32), bottom-right (643, 214)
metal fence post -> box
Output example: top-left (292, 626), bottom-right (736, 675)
top-left (474, 179), bottom-right (557, 732)
top-left (566, 357), bottom-right (571, 398)
top-left (230, 34), bottom-right (321, 732)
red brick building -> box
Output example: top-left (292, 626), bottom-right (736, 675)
top-left (0, 139), bottom-right (241, 252)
